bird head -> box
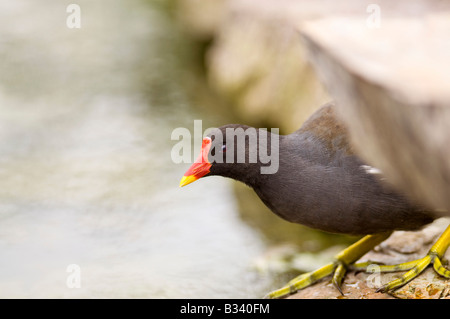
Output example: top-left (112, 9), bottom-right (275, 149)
top-left (179, 125), bottom-right (277, 187)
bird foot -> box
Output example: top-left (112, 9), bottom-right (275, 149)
top-left (353, 225), bottom-right (450, 294)
top-left (264, 225), bottom-right (450, 298)
top-left (265, 251), bottom-right (450, 299)
top-left (371, 253), bottom-right (450, 293)
top-left (264, 232), bottom-right (391, 299)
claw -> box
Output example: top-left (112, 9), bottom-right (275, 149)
top-left (334, 282), bottom-right (344, 296)
top-left (332, 263), bottom-right (346, 295)
top-left (375, 286), bottom-right (386, 293)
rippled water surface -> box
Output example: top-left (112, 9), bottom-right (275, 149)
top-left (0, 0), bottom-right (277, 298)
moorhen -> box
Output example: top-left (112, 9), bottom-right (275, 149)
top-left (179, 102), bottom-right (450, 298)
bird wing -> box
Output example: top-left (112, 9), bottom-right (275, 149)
top-left (295, 102), bottom-right (356, 159)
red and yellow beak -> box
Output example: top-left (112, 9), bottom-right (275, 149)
top-left (179, 137), bottom-right (212, 187)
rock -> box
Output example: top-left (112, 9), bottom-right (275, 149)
top-left (174, 0), bottom-right (330, 132)
top-left (206, 17), bottom-right (329, 132)
top-left (299, 9), bottom-right (450, 213)
top-left (173, 0), bottom-right (227, 40)
top-left (288, 272), bottom-right (396, 299)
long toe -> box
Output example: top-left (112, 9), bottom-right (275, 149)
top-left (265, 262), bottom-right (337, 299)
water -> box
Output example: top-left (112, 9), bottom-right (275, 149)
top-left (0, 0), bottom-right (275, 298)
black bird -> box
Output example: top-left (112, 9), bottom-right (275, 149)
top-left (180, 102), bottom-right (450, 298)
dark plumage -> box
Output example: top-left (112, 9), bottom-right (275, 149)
top-left (204, 103), bottom-right (436, 235)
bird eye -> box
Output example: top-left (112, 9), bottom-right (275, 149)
top-left (221, 144), bottom-right (226, 152)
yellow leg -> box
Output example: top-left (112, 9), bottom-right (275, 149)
top-left (353, 224), bottom-right (450, 293)
top-left (264, 232), bottom-right (391, 299)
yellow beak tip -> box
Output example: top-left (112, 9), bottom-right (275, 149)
top-left (179, 175), bottom-right (197, 187)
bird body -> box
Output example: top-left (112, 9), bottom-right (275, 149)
top-left (180, 101), bottom-right (448, 298)
top-left (252, 150), bottom-right (434, 235)
top-left (186, 102), bottom-right (435, 235)
top-left (254, 128), bottom-right (434, 235)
